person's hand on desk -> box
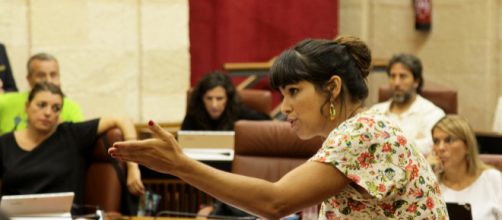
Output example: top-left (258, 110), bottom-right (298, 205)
top-left (108, 120), bottom-right (190, 175)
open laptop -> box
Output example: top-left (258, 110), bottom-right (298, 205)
top-left (0, 192), bottom-right (74, 219)
top-left (177, 131), bottom-right (235, 161)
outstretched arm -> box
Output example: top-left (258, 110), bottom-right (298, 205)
top-left (98, 116), bottom-right (145, 196)
top-left (109, 120), bottom-right (350, 219)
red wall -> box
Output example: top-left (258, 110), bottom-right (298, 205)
top-left (189, 0), bottom-right (339, 105)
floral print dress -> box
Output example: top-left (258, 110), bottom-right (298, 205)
top-left (310, 110), bottom-right (448, 220)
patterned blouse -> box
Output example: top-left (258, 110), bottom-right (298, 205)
top-left (310, 110), bottom-right (449, 220)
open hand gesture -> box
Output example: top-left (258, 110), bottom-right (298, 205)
top-left (108, 120), bottom-right (188, 175)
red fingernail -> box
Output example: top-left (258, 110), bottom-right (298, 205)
top-left (148, 120), bottom-right (154, 126)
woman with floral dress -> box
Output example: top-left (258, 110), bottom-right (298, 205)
top-left (108, 36), bottom-right (448, 219)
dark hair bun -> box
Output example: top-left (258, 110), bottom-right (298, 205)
top-left (334, 35), bottom-right (372, 78)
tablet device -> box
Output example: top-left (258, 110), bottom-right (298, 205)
top-left (0, 192), bottom-right (74, 217)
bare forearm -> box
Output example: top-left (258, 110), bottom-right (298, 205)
top-left (127, 161), bottom-right (139, 170)
top-left (175, 157), bottom-right (302, 219)
top-left (115, 116), bottom-right (137, 140)
top-left (98, 116), bottom-right (137, 141)
top-left (108, 122), bottom-right (344, 218)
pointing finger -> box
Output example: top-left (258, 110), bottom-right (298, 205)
top-left (147, 120), bottom-right (175, 142)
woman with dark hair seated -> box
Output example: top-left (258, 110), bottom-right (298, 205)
top-left (0, 82), bottom-right (145, 207)
top-left (183, 71), bottom-right (270, 217)
top-left (181, 71), bottom-right (270, 131)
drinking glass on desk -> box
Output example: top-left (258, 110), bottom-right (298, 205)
top-left (137, 190), bottom-right (162, 216)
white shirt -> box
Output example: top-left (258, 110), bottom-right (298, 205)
top-left (370, 95), bottom-right (445, 155)
top-left (441, 169), bottom-right (502, 220)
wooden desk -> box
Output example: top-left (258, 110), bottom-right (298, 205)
top-left (372, 57), bottom-right (388, 72)
top-left (224, 61), bottom-right (272, 89)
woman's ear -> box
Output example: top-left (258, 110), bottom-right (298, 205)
top-left (327, 75), bottom-right (342, 98)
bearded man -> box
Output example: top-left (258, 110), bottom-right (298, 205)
top-left (371, 53), bottom-right (444, 155)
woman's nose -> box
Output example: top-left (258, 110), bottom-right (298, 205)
top-left (280, 99), bottom-right (292, 115)
top-left (436, 141), bottom-right (446, 151)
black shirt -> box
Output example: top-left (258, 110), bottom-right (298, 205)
top-left (0, 119), bottom-right (99, 205)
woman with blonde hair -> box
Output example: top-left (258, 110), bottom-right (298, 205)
top-left (430, 115), bottom-right (502, 220)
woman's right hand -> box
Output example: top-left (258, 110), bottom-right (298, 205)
top-left (426, 152), bottom-right (444, 176)
top-left (108, 120), bottom-right (189, 175)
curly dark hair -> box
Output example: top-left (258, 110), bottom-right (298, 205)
top-left (186, 71), bottom-right (242, 130)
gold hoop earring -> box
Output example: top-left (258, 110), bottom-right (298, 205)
top-left (329, 103), bottom-right (336, 121)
